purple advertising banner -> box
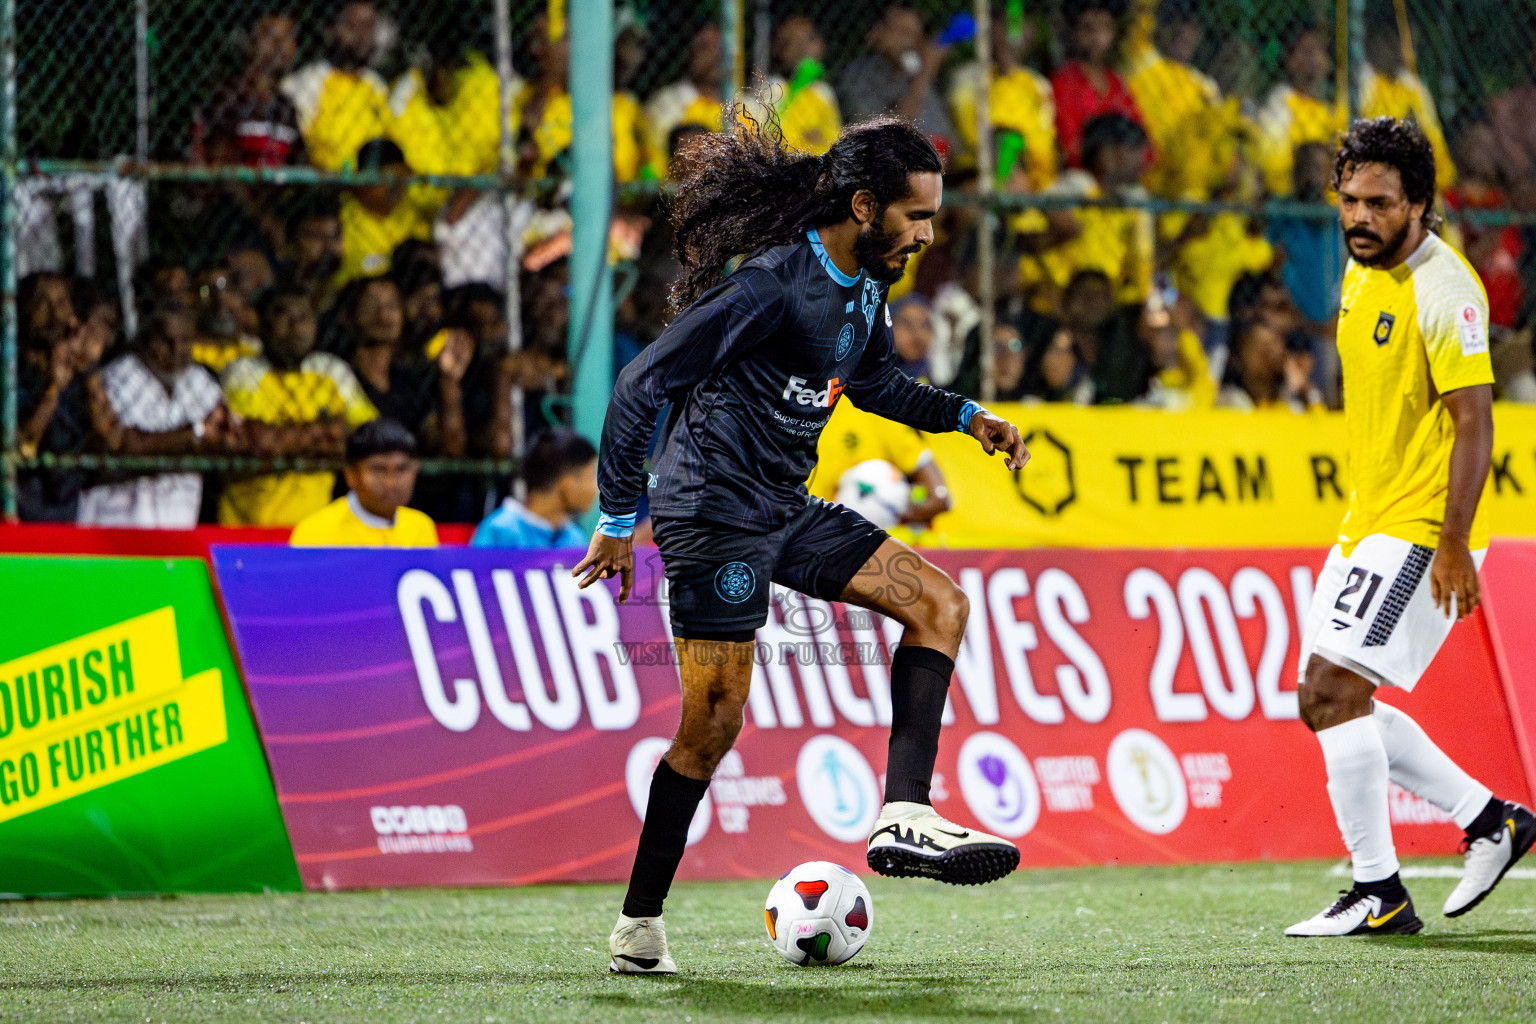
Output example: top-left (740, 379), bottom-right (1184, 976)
top-left (211, 545), bottom-right (1528, 891)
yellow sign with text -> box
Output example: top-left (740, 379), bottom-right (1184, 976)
top-left (0, 607), bottom-right (229, 823)
top-left (906, 404), bottom-right (1536, 549)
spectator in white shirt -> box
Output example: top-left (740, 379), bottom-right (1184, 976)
top-left (80, 303), bottom-right (234, 528)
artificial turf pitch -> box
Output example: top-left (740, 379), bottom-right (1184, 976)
top-left (3, 859), bottom-right (1535, 1023)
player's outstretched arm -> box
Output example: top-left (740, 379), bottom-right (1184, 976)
top-left (1432, 383), bottom-right (1494, 619)
top-left (966, 408), bottom-right (1030, 472)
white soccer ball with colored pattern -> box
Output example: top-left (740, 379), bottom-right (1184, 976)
top-left (764, 861), bottom-right (873, 966)
top-left (836, 459), bottom-right (910, 529)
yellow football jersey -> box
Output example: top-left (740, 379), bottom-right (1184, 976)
top-left (949, 63), bottom-right (1058, 191)
top-left (280, 62), bottom-right (393, 172)
top-left (1336, 232), bottom-right (1494, 554)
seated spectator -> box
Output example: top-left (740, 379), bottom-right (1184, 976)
top-left (277, 192), bottom-right (346, 315)
top-left (343, 274), bottom-right (469, 454)
top-left (1256, 24), bottom-right (1346, 196)
top-left (16, 272), bottom-right (89, 521)
top-left (1141, 294), bottom-right (1215, 410)
top-left (949, 9), bottom-right (1057, 190)
top-left (191, 263), bottom-right (263, 372)
top-left (517, 14), bottom-right (656, 184)
top-left (646, 22), bottom-right (726, 167)
top-left (393, 253), bottom-right (445, 353)
top-left (226, 246), bottom-right (275, 334)
top-left (337, 139), bottom-right (439, 284)
top-left (1444, 121), bottom-right (1524, 332)
top-left (891, 295), bottom-right (935, 379)
top-left (193, 12), bottom-right (305, 166)
top-left (1051, 0), bottom-right (1144, 170)
top-left (471, 428), bottom-right (595, 549)
top-left (1270, 142), bottom-right (1345, 330)
top-left (391, 31), bottom-right (512, 181)
top-left (291, 418), bottom-right (439, 547)
top-left (752, 15), bottom-right (842, 156)
top-left (839, 7), bottom-right (956, 156)
top-left (79, 303), bottom-right (232, 528)
top-left (219, 284), bottom-right (378, 526)
top-left (1026, 113), bottom-right (1153, 309)
top-left (1361, 27), bottom-right (1455, 190)
top-left (1218, 318), bottom-right (1323, 412)
top-left (71, 277), bottom-right (122, 373)
top-left (279, 0), bottom-right (392, 171)
top-left (1169, 209), bottom-right (1274, 354)
top-left (1022, 269), bottom-right (1151, 403)
top-left (991, 322), bottom-right (1030, 401)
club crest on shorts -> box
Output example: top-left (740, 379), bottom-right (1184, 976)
top-left (1373, 311), bottom-right (1396, 346)
top-left (714, 561), bottom-right (756, 604)
top-left (835, 323), bottom-right (854, 360)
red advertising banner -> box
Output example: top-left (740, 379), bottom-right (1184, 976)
top-left (212, 545), bottom-right (1532, 890)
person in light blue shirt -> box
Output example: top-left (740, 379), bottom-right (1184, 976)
top-left (472, 428), bottom-right (597, 549)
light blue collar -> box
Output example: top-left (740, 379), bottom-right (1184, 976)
top-left (807, 228), bottom-right (863, 288)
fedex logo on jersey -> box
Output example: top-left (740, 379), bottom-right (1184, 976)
top-left (783, 375), bottom-right (844, 408)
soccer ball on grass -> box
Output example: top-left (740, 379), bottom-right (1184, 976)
top-left (764, 861), bottom-right (873, 966)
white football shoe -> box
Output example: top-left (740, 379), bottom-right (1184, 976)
top-left (1445, 800), bottom-right (1536, 917)
top-left (866, 800), bottom-right (1020, 886)
top-left (1285, 887), bottom-right (1422, 937)
top-left (608, 914), bottom-right (678, 974)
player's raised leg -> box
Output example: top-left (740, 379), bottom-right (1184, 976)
top-left (609, 636), bottom-right (755, 974)
top-left (839, 537), bottom-right (1021, 886)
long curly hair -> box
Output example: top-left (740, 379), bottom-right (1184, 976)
top-left (666, 108), bottom-right (942, 315)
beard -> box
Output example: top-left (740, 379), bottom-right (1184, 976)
top-left (1345, 219), bottom-right (1412, 267)
top-left (853, 217), bottom-right (921, 285)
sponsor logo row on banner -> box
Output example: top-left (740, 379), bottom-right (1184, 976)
top-left (214, 545), bottom-right (1534, 890)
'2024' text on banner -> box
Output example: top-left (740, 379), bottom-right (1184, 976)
top-left (212, 545), bottom-right (1532, 890)
top-left (893, 404), bottom-right (1536, 549)
top-left (0, 557), bottom-right (300, 894)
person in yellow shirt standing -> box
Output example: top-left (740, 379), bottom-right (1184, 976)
top-left (1360, 29), bottom-right (1456, 191)
top-left (1286, 117), bottom-right (1533, 940)
top-left (948, 9), bottom-right (1057, 192)
top-left (751, 16), bottom-right (842, 157)
top-left (1255, 24), bottom-right (1347, 197)
top-left (291, 417), bottom-right (438, 547)
top-left (220, 284), bottom-right (379, 526)
top-left (280, 0), bottom-right (392, 171)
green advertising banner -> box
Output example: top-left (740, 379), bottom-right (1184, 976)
top-left (0, 557), bottom-right (299, 895)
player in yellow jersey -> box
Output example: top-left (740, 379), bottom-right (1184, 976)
top-left (1286, 119), bottom-right (1534, 938)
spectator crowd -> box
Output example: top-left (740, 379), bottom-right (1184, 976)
top-left (14, 0), bottom-right (1536, 534)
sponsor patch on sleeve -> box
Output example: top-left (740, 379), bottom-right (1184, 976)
top-left (1456, 302), bottom-right (1488, 356)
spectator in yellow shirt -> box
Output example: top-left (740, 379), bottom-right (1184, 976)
top-left (646, 23), bottom-right (726, 168)
top-left (1168, 211), bottom-right (1275, 348)
top-left (949, 10), bottom-right (1058, 191)
top-left (291, 418), bottom-right (439, 547)
top-left (1361, 29), bottom-right (1456, 190)
top-left (219, 284), bottom-right (378, 526)
top-left (750, 16), bottom-right (842, 157)
top-left (337, 139), bottom-right (439, 284)
top-left (279, 0), bottom-right (392, 171)
top-left (810, 402), bottom-right (953, 529)
top-left (1255, 25), bottom-right (1346, 196)
top-left (1025, 113), bottom-right (1154, 310)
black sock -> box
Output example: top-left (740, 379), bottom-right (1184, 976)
top-left (621, 760), bottom-right (711, 919)
top-left (1465, 796), bottom-right (1505, 839)
top-left (884, 645), bottom-right (954, 805)
top-left (1356, 872), bottom-right (1407, 900)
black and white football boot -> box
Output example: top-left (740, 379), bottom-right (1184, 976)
top-left (866, 801), bottom-right (1019, 886)
top-left (1444, 800), bottom-right (1536, 917)
top-left (1285, 886), bottom-right (1423, 937)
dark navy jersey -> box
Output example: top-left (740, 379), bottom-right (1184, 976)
top-left (598, 230), bottom-right (974, 532)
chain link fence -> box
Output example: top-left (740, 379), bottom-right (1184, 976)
top-left (4, 0), bottom-right (1536, 524)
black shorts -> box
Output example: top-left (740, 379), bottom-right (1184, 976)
top-left (652, 497), bottom-right (889, 639)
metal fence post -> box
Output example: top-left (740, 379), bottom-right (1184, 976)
top-left (569, 0), bottom-right (614, 457)
top-left (722, 0), bottom-right (744, 103)
top-left (0, 0), bottom-right (14, 519)
top-left (495, 0), bottom-right (525, 488)
top-left (1347, 0), bottom-right (1366, 121)
top-left (975, 0), bottom-right (995, 406)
